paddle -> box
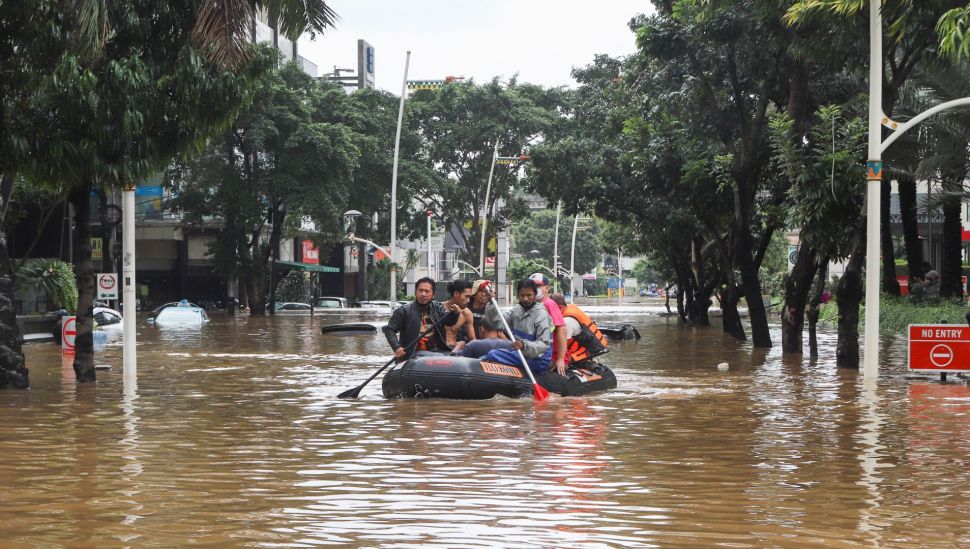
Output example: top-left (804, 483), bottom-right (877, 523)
top-left (488, 293), bottom-right (550, 402)
top-left (337, 308), bottom-right (456, 399)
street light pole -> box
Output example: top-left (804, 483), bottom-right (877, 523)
top-left (863, 1), bottom-right (883, 380)
top-left (426, 210), bottom-right (433, 280)
top-left (389, 51), bottom-right (411, 303)
top-left (479, 139), bottom-right (500, 277)
top-left (570, 214), bottom-right (580, 298)
top-left (553, 200), bottom-right (561, 293)
top-left (122, 183), bottom-right (136, 378)
top-left (617, 247), bottom-right (623, 305)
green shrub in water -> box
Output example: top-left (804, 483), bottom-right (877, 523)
top-left (818, 295), bottom-right (969, 333)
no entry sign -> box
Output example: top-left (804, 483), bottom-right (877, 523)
top-left (908, 325), bottom-right (970, 372)
top-left (97, 273), bottom-right (118, 300)
top-left (61, 316), bottom-right (77, 353)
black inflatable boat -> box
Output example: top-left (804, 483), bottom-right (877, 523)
top-left (382, 355), bottom-right (617, 399)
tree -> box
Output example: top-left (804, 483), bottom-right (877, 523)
top-left (7, 3), bottom-right (270, 382)
top-left (0, 1), bottom-right (338, 386)
top-left (511, 210), bottom-right (600, 277)
top-left (170, 60), bottom-right (358, 315)
top-left (406, 79), bottom-right (566, 266)
top-left (631, 259), bottom-right (663, 287)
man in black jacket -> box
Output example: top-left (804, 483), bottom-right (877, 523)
top-left (383, 277), bottom-right (459, 361)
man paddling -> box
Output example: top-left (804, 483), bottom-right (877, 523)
top-left (481, 278), bottom-right (552, 375)
top-left (383, 277), bottom-right (459, 362)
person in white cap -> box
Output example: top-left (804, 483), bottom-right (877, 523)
top-left (529, 273), bottom-right (568, 375)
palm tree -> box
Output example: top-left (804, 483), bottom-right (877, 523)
top-left (894, 58), bottom-right (970, 297)
top-left (193, 0), bottom-right (338, 67)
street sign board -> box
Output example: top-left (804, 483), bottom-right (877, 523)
top-left (96, 273), bottom-right (118, 300)
top-left (429, 235), bottom-right (444, 253)
top-left (61, 316), bottom-right (77, 353)
top-left (908, 324), bottom-right (970, 372)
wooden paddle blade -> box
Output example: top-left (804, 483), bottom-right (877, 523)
top-left (532, 383), bottom-right (550, 401)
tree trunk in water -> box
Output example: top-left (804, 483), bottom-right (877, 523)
top-left (737, 230), bottom-right (771, 347)
top-left (940, 163), bottom-right (965, 298)
top-left (836, 218), bottom-right (867, 369)
top-left (249, 277), bottom-right (266, 315)
top-left (0, 172), bottom-right (29, 389)
top-left (897, 173), bottom-right (923, 283)
top-left (719, 284), bottom-right (745, 341)
top-left (880, 180), bottom-right (900, 295)
top-left (807, 260), bottom-right (828, 359)
top-left (781, 244), bottom-right (818, 353)
top-left (70, 183), bottom-right (96, 383)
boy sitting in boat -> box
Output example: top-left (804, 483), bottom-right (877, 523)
top-left (441, 279), bottom-right (476, 353)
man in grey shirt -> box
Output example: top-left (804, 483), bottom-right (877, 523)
top-left (481, 278), bottom-right (552, 375)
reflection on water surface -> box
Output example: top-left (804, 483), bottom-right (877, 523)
top-left (2, 309), bottom-right (968, 547)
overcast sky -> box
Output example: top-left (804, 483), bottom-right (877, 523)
top-left (298, 1), bottom-right (653, 91)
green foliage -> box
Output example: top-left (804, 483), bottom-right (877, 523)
top-left (631, 259), bottom-right (662, 286)
top-left (508, 258), bottom-right (549, 285)
top-left (15, 260), bottom-right (78, 313)
top-left (169, 59), bottom-right (364, 302)
top-left (406, 79), bottom-right (568, 264)
top-left (368, 259), bottom-right (395, 301)
top-left (512, 209), bottom-right (600, 275)
top-left (769, 105), bottom-right (868, 261)
top-left (819, 295), bottom-right (970, 332)
top-left (275, 271), bottom-right (311, 304)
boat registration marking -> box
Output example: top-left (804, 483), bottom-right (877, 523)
top-left (480, 361), bottom-right (523, 378)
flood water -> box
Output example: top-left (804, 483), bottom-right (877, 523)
top-left (2, 305), bottom-right (969, 547)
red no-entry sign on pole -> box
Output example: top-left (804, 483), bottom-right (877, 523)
top-left (908, 325), bottom-right (970, 372)
top-left (61, 316), bottom-right (77, 354)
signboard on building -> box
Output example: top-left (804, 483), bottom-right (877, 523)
top-left (908, 324), bottom-right (970, 372)
top-left (91, 238), bottom-right (103, 260)
top-left (301, 240), bottom-right (319, 265)
top-left (96, 273), bottom-right (118, 300)
top-left (357, 39), bottom-right (375, 89)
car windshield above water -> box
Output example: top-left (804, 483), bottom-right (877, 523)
top-left (154, 306), bottom-right (209, 327)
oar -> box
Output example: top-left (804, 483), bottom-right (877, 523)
top-left (489, 296), bottom-right (550, 401)
top-left (337, 309), bottom-right (455, 399)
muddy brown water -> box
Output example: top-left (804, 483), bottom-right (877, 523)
top-left (2, 306), bottom-right (968, 547)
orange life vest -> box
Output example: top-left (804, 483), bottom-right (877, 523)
top-left (562, 304), bottom-right (609, 363)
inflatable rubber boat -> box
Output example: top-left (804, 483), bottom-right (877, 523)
top-left (381, 355), bottom-right (617, 399)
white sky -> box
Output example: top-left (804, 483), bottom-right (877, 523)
top-left (298, 0), bottom-right (653, 91)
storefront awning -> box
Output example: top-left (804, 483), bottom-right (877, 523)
top-left (274, 260), bottom-right (339, 273)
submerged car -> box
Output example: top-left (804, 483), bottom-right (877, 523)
top-left (274, 302), bottom-right (311, 314)
top-left (314, 296), bottom-right (350, 309)
top-left (149, 304), bottom-right (210, 327)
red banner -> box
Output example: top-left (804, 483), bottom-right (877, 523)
top-left (302, 240), bottom-right (319, 265)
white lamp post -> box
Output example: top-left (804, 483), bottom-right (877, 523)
top-left (122, 183), bottom-right (136, 378)
top-left (479, 144), bottom-right (531, 277)
top-left (426, 210), bottom-right (433, 280)
top-left (389, 51), bottom-right (411, 304)
top-left (479, 140), bottom-right (500, 277)
top-left (552, 200), bottom-right (561, 293)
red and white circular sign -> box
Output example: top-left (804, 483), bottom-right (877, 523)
top-left (930, 344), bottom-right (954, 368)
top-left (61, 316), bottom-right (77, 351)
top-left (98, 274), bottom-right (116, 290)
